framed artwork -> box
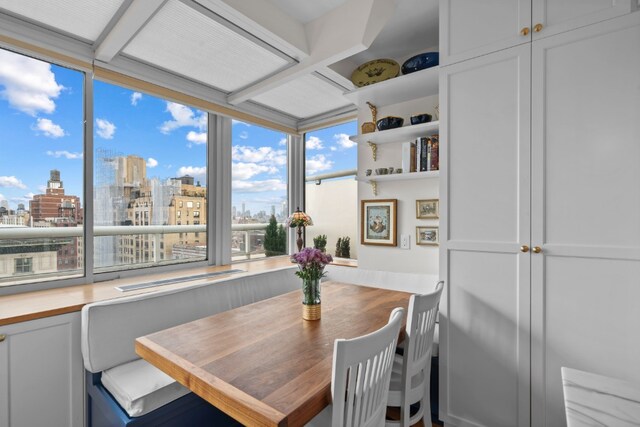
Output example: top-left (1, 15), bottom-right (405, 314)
top-left (416, 199), bottom-right (439, 219)
top-left (416, 226), bottom-right (439, 245)
top-left (361, 199), bottom-right (397, 246)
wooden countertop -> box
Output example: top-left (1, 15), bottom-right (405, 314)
top-left (0, 257), bottom-right (357, 327)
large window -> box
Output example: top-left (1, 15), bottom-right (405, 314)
top-left (0, 48), bottom-right (84, 286)
top-left (304, 121), bottom-right (358, 259)
top-left (93, 81), bottom-right (208, 272)
top-left (231, 122), bottom-right (287, 260)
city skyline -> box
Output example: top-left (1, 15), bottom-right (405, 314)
top-left (0, 47), bottom-right (357, 215)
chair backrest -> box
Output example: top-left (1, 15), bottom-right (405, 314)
top-left (403, 281), bottom-right (444, 379)
top-left (331, 307), bottom-right (405, 427)
top-left (562, 367), bottom-right (640, 426)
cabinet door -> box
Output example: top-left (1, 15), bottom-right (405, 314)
top-left (439, 44), bottom-right (531, 427)
top-left (531, 13), bottom-right (640, 427)
top-left (0, 312), bottom-right (84, 427)
top-left (532, 0), bottom-right (637, 39)
top-left (440, 0), bottom-right (531, 66)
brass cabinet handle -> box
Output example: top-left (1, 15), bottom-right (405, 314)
top-left (0, 334), bottom-right (6, 343)
top-left (520, 245), bottom-right (530, 253)
top-left (520, 27), bottom-right (530, 36)
top-left (533, 23), bottom-right (544, 33)
top-left (532, 246), bottom-right (542, 254)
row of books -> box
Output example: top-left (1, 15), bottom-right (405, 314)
top-left (401, 135), bottom-right (439, 173)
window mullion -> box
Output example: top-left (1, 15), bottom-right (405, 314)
top-left (84, 70), bottom-right (95, 283)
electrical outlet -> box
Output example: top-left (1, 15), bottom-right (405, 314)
top-left (400, 234), bottom-right (410, 249)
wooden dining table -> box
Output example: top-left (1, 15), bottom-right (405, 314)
top-left (135, 280), bottom-right (412, 427)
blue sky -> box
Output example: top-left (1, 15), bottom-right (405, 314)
top-left (0, 47), bottom-right (357, 215)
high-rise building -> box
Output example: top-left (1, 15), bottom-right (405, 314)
top-left (30, 170), bottom-right (83, 225)
top-left (29, 170), bottom-right (83, 271)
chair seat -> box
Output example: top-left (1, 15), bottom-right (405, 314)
top-left (101, 358), bottom-right (190, 417)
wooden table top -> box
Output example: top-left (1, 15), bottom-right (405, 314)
top-left (135, 281), bottom-right (411, 427)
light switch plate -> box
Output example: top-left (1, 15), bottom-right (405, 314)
top-left (400, 234), bottom-right (410, 249)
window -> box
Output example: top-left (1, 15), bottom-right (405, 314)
top-left (93, 80), bottom-right (208, 272)
top-left (231, 122), bottom-right (287, 260)
top-left (0, 48), bottom-right (84, 286)
top-left (15, 258), bottom-right (33, 274)
top-left (304, 121), bottom-right (358, 259)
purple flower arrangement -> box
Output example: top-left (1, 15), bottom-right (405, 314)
top-left (291, 247), bottom-right (333, 281)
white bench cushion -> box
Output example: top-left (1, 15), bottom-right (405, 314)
top-left (101, 359), bottom-right (190, 417)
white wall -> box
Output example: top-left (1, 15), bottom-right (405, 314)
top-left (357, 94), bottom-right (440, 274)
top-left (305, 178), bottom-right (358, 259)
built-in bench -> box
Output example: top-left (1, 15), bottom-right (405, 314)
top-left (81, 264), bottom-right (440, 426)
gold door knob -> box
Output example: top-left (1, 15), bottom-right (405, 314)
top-left (0, 334), bottom-right (6, 343)
top-left (520, 27), bottom-right (530, 36)
top-left (520, 245), bottom-right (530, 253)
top-left (532, 246), bottom-right (542, 254)
top-left (533, 23), bottom-right (544, 33)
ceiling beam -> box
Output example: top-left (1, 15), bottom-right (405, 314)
top-left (226, 0), bottom-right (395, 105)
top-left (195, 0), bottom-right (309, 60)
top-left (94, 0), bottom-right (167, 63)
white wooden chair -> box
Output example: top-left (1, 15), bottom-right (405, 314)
top-left (386, 281), bottom-right (444, 427)
top-left (562, 367), bottom-right (640, 426)
top-left (307, 307), bottom-right (405, 427)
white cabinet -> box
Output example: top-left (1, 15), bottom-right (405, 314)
top-left (530, 13), bottom-right (640, 427)
top-left (439, 0), bottom-right (531, 66)
top-left (440, 11), bottom-right (640, 427)
top-left (439, 44), bottom-right (531, 427)
top-left (0, 312), bottom-right (84, 427)
top-left (440, 0), bottom-right (637, 65)
top-left (532, 0), bottom-right (637, 39)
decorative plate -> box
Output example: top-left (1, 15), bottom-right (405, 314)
top-left (351, 59), bottom-right (400, 87)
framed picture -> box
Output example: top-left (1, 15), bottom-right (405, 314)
top-left (416, 199), bottom-right (439, 219)
top-left (416, 226), bottom-right (439, 245)
top-left (361, 199), bottom-right (397, 246)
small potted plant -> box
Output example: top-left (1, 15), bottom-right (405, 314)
top-left (291, 247), bottom-right (333, 320)
top-left (313, 234), bottom-right (327, 252)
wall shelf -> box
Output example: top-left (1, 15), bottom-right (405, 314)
top-left (344, 66), bottom-right (439, 106)
top-left (350, 121), bottom-right (439, 144)
top-left (357, 170), bottom-right (439, 195)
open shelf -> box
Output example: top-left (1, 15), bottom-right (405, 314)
top-left (357, 170), bottom-right (439, 195)
top-left (350, 121), bottom-right (439, 144)
top-left (344, 66), bottom-right (439, 106)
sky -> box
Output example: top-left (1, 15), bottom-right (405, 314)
top-left (0, 47), bottom-right (357, 215)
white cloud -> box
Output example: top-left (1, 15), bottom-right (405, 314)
top-left (278, 138), bottom-right (287, 146)
top-left (306, 154), bottom-right (334, 175)
top-left (38, 185), bottom-right (47, 193)
top-left (232, 146), bottom-right (286, 167)
top-left (146, 158), bottom-right (158, 168)
top-left (186, 131), bottom-right (207, 145)
top-left (0, 49), bottom-right (64, 116)
top-left (160, 102), bottom-right (206, 134)
top-left (23, 192), bottom-right (35, 200)
top-left (330, 146), bottom-right (337, 151)
top-left (306, 135), bottom-right (324, 150)
top-left (96, 118), bottom-right (116, 139)
top-left (334, 133), bottom-right (356, 149)
top-left (239, 131), bottom-right (249, 139)
top-left (34, 118), bottom-right (66, 138)
top-left (232, 162), bottom-right (278, 180)
top-left (46, 150), bottom-right (83, 159)
top-left (177, 166), bottom-right (206, 178)
top-left (232, 179), bottom-right (286, 193)
top-left (130, 91), bottom-right (142, 106)
top-left (232, 120), bottom-right (250, 126)
top-left (0, 176), bottom-right (27, 189)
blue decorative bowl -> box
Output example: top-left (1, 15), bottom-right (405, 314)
top-left (377, 116), bottom-right (404, 131)
top-left (410, 113), bottom-right (432, 125)
top-left (401, 52), bottom-right (439, 75)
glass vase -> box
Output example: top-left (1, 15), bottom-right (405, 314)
top-left (302, 278), bottom-right (321, 320)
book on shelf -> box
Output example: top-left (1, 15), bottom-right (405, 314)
top-left (430, 135), bottom-right (439, 171)
top-left (402, 142), bottom-right (414, 173)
